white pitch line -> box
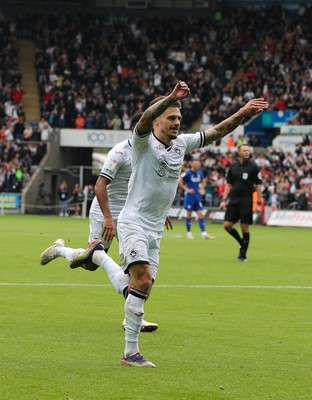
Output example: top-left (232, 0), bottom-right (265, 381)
top-left (1, 283), bottom-right (312, 289)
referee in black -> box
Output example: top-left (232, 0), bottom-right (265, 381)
top-left (220, 144), bottom-right (262, 262)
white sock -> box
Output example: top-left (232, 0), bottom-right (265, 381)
top-left (57, 247), bottom-right (85, 262)
top-left (92, 250), bottom-right (130, 294)
top-left (124, 291), bottom-right (146, 357)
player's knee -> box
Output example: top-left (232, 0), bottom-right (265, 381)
top-left (137, 274), bottom-right (152, 294)
top-left (130, 264), bottom-right (152, 293)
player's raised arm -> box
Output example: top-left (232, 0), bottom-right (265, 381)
top-left (136, 80), bottom-right (191, 136)
top-left (203, 98), bottom-right (269, 145)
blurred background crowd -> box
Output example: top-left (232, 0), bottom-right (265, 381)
top-left (0, 3), bottom-right (311, 210)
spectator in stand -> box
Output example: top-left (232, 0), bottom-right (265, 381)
top-left (13, 115), bottom-right (25, 141)
top-left (4, 100), bottom-right (18, 120)
top-left (11, 84), bottom-right (26, 104)
top-left (85, 113), bottom-right (95, 129)
top-left (22, 125), bottom-right (32, 141)
top-left (71, 182), bottom-right (84, 216)
top-left (4, 125), bottom-right (13, 142)
top-left (227, 134), bottom-right (235, 148)
top-left (276, 175), bottom-right (290, 209)
top-left (250, 134), bottom-right (260, 147)
top-left (302, 135), bottom-right (311, 147)
top-left (58, 180), bottom-right (69, 217)
top-left (204, 175), bottom-right (219, 207)
top-left (122, 112), bottom-right (131, 130)
top-left (75, 113), bottom-right (85, 129)
top-left (296, 188), bottom-right (308, 210)
top-left (109, 113), bottom-right (122, 130)
top-left (38, 117), bottom-right (52, 141)
top-left (235, 135), bottom-right (244, 147)
top-left (0, 125), bottom-right (7, 143)
top-left (202, 105), bottom-right (212, 125)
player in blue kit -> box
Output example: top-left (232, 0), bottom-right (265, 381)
top-left (179, 159), bottom-right (215, 240)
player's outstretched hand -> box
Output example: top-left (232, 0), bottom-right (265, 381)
top-left (240, 98), bottom-right (269, 116)
top-left (171, 81), bottom-right (191, 101)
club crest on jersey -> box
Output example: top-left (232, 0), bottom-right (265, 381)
top-left (130, 250), bottom-right (139, 259)
top-left (242, 173), bottom-right (248, 180)
top-left (174, 147), bottom-right (181, 155)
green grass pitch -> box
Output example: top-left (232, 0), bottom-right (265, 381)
top-left (0, 215), bottom-right (311, 400)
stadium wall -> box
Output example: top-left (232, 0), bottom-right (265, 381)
top-left (21, 129), bottom-right (93, 214)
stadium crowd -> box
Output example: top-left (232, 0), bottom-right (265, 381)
top-left (29, 4), bottom-right (311, 130)
top-left (0, 4), bottom-right (311, 210)
top-left (0, 19), bottom-right (46, 193)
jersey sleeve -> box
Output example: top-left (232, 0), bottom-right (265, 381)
top-left (100, 145), bottom-right (125, 182)
top-left (132, 126), bottom-right (150, 147)
top-left (226, 167), bottom-right (233, 184)
top-left (182, 131), bottom-right (206, 154)
top-left (131, 126), bottom-right (152, 165)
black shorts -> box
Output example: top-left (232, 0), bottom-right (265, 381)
top-left (224, 197), bottom-right (253, 225)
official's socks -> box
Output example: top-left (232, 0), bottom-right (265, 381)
top-left (229, 228), bottom-right (242, 246)
top-left (242, 232), bottom-right (250, 257)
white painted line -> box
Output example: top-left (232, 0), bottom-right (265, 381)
top-left (1, 283), bottom-right (312, 289)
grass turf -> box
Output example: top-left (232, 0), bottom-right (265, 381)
top-left (0, 215), bottom-right (311, 399)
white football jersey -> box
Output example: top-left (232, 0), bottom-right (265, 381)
top-left (118, 130), bottom-right (205, 231)
top-left (89, 139), bottom-right (132, 220)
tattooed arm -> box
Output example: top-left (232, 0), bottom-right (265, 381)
top-left (204, 98), bottom-right (269, 145)
top-left (137, 81), bottom-right (190, 136)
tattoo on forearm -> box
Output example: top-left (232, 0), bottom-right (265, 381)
top-left (139, 97), bottom-right (175, 134)
top-left (205, 118), bottom-right (243, 144)
top-left (146, 97), bottom-right (175, 119)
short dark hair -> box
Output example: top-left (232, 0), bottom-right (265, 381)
top-left (130, 112), bottom-right (143, 130)
top-left (149, 96), bottom-right (182, 109)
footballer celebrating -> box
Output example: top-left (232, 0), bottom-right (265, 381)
top-left (68, 81), bottom-right (268, 367)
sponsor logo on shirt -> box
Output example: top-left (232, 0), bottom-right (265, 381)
top-left (156, 161), bottom-right (167, 177)
top-left (156, 161), bottom-right (180, 179)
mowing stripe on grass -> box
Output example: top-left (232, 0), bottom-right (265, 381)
top-left (1, 283), bottom-right (312, 289)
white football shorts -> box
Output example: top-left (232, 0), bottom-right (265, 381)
top-left (88, 211), bottom-right (118, 250)
top-left (117, 222), bottom-right (162, 280)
